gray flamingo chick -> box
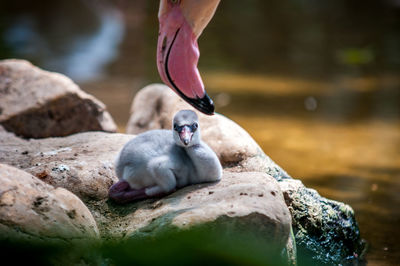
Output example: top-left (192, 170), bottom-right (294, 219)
top-left (109, 110), bottom-right (222, 203)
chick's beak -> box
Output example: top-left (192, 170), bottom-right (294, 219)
top-left (179, 125), bottom-right (193, 146)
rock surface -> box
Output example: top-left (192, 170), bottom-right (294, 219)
top-left (0, 131), bottom-right (295, 262)
top-left (0, 59), bottom-right (116, 138)
top-left (0, 163), bottom-right (99, 241)
top-left (88, 171), bottom-right (295, 262)
top-left (126, 84), bottom-right (290, 180)
top-left (280, 179), bottom-right (365, 265)
top-left (93, 172), bottom-right (290, 238)
top-left (0, 129), bottom-right (131, 200)
top-left (0, 76), bottom-right (364, 264)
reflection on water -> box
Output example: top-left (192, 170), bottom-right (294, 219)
top-left (48, 8), bottom-right (124, 81)
top-left (1, 0), bottom-right (400, 264)
top-left (1, 0), bottom-right (124, 82)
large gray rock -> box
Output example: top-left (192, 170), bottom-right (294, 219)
top-left (126, 84), bottom-right (290, 180)
top-left (0, 163), bottom-right (99, 241)
top-left (0, 59), bottom-right (116, 138)
top-left (0, 129), bottom-right (131, 200)
top-left (89, 171), bottom-right (295, 261)
top-left (97, 172), bottom-right (290, 237)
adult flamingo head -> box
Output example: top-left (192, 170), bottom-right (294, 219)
top-left (157, 0), bottom-right (220, 115)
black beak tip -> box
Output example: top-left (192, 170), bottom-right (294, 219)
top-left (171, 84), bottom-right (215, 115)
top-left (186, 93), bottom-right (215, 115)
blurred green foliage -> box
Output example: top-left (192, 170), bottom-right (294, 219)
top-left (0, 227), bottom-right (296, 266)
top-left (336, 48), bottom-right (374, 66)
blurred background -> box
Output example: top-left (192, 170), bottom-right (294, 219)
top-left (1, 0), bottom-right (399, 264)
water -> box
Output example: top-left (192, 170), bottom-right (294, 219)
top-left (1, 0), bottom-right (399, 264)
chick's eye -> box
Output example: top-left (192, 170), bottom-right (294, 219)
top-left (192, 123), bottom-right (198, 130)
top-left (173, 124), bottom-right (178, 131)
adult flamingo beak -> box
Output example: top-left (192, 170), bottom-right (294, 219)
top-left (157, 0), bottom-right (220, 115)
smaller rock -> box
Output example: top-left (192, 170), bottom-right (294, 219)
top-left (126, 84), bottom-right (289, 180)
top-left (0, 59), bottom-right (116, 138)
top-left (0, 164), bottom-right (99, 241)
top-left (279, 179), bottom-right (365, 265)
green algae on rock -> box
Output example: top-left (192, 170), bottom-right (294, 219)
top-left (280, 179), bottom-right (366, 265)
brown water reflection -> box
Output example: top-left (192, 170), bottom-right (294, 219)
top-left (2, 0), bottom-right (400, 264)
